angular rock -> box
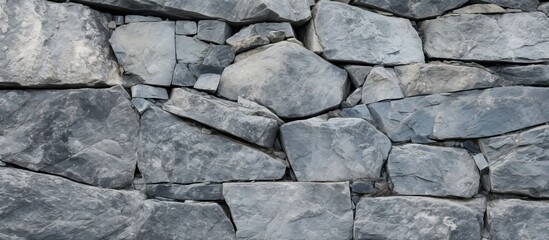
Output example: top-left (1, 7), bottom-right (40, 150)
top-left (226, 35), bottom-right (270, 53)
top-left (176, 20), bottom-right (197, 35)
top-left (188, 64), bottom-right (224, 78)
top-left (223, 182), bottom-right (353, 240)
top-left (473, 153), bottom-right (489, 173)
top-left (267, 31), bottom-right (285, 43)
top-left (110, 21), bottom-right (175, 86)
top-left (355, 196), bottom-right (484, 240)
top-left (234, 44), bottom-right (274, 62)
top-left (194, 73), bottom-right (220, 94)
top-left (202, 45), bottom-right (235, 67)
top-left (301, 18), bottom-right (323, 54)
top-left (139, 106), bottom-right (286, 184)
top-left (172, 63), bottom-right (197, 87)
top-left (130, 84), bottom-right (168, 100)
top-left (421, 12), bottom-right (549, 63)
top-left (479, 0), bottom-right (539, 11)
top-left (312, 1), bottom-right (424, 65)
top-left (341, 88), bottom-right (362, 108)
top-left (146, 183), bottom-right (223, 201)
top-left (197, 20), bottom-right (232, 45)
top-left (219, 42), bottom-right (349, 119)
top-left (339, 105), bottom-right (374, 124)
top-left (488, 199), bottom-right (549, 240)
top-left (540, 2), bottom-right (549, 16)
top-left (388, 144), bottom-right (480, 198)
top-left (452, 4), bottom-right (507, 14)
top-left (351, 0), bottom-right (467, 19)
top-left (280, 118), bottom-right (391, 181)
top-left (492, 64), bottom-right (549, 86)
top-left (132, 97), bottom-right (152, 114)
top-left (479, 125), bottom-right (549, 197)
top-left (0, 0), bottom-right (121, 87)
top-left (176, 36), bottom-right (210, 64)
top-left (361, 67), bottom-right (404, 104)
top-left (343, 65), bottom-right (372, 88)
top-left (113, 15), bottom-right (124, 25)
top-left (351, 180), bottom-right (376, 194)
top-left (0, 86), bottom-right (139, 189)
top-left (226, 22), bottom-right (295, 49)
top-left (124, 15), bottom-right (162, 23)
top-left (162, 88), bottom-right (281, 147)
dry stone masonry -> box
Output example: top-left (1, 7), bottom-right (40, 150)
top-left (2, 0), bottom-right (549, 239)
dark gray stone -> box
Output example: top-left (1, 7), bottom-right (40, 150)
top-left (478, 0), bottom-right (539, 11)
top-left (351, 0), bottom-right (467, 19)
top-left (114, 15), bottom-right (125, 25)
top-left (339, 105), bottom-right (374, 124)
top-left (202, 45), bottom-right (235, 67)
top-left (197, 20), bottom-right (232, 45)
top-left (488, 199), bottom-right (549, 240)
top-left (130, 84), bottom-right (168, 100)
top-left (172, 63), bottom-right (197, 87)
top-left (194, 73), bottom-right (220, 94)
top-left (146, 183), bottom-right (223, 201)
top-left (132, 97), bottom-right (152, 115)
top-left (124, 15), bottom-right (162, 23)
top-left (0, 86), bottom-right (139, 189)
top-left (226, 35), bottom-right (271, 53)
top-left (343, 65), bottom-right (372, 88)
top-left (492, 64), bottom-right (549, 86)
top-left (361, 67), bottom-right (404, 104)
top-left (226, 22), bottom-right (295, 51)
top-left (175, 20), bottom-right (197, 35)
top-left (176, 36), bottom-right (210, 64)
top-left (188, 64), bottom-right (224, 78)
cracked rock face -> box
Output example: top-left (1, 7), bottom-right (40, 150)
top-left (0, 86), bottom-right (139, 189)
top-left (351, 0), bottom-right (467, 19)
top-left (488, 199), bottom-right (549, 240)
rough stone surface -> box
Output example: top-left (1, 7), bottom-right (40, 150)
top-left (194, 73), bottom-right (220, 94)
top-left (492, 64), bottom-right (549, 86)
top-left (188, 64), bottom-right (224, 78)
top-left (197, 20), bottom-right (232, 45)
top-left (0, 0), bottom-right (121, 87)
top-left (130, 84), bottom-right (168, 100)
top-left (488, 199), bottom-right (549, 240)
top-left (219, 42), bottom-right (349, 119)
top-left (343, 65), bottom-right (372, 88)
top-left (540, 2), bottom-right (549, 16)
top-left (172, 63), bottom-right (197, 87)
top-left (0, 86), bottom-right (139, 189)
top-left (301, 18), bottom-right (323, 54)
top-left (175, 20), bottom-right (197, 35)
top-left (351, 0), bottom-right (467, 19)
top-left (124, 15), bottom-right (162, 23)
top-left (146, 183), bottom-right (223, 201)
top-left (223, 182), bottom-right (353, 240)
top-left (176, 36), bottom-right (210, 64)
top-left (452, 4), bottom-right (507, 14)
top-left (479, 0), bottom-right (539, 11)
top-left (227, 35), bottom-right (270, 53)
top-left (202, 45), bottom-right (235, 68)
top-left (421, 12), bottom-right (549, 63)
top-left (354, 196), bottom-right (484, 240)
top-left (341, 88), bottom-right (362, 108)
top-left (313, 1), bottom-right (424, 65)
top-left (361, 67), bottom-right (404, 104)
top-left (226, 22), bottom-right (295, 48)
top-left (110, 21), bottom-right (175, 86)
top-left (339, 105), bottom-right (374, 124)
top-left (132, 97), bottom-right (152, 114)
top-left (138, 106), bottom-right (286, 184)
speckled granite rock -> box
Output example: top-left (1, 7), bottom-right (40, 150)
top-left (351, 0), bottom-right (467, 19)
top-left (488, 199), bottom-right (549, 240)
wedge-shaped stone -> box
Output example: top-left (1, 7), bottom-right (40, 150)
top-left (351, 0), bottom-right (467, 19)
top-left (488, 199), bottom-right (549, 240)
top-left (146, 183), bottom-right (223, 201)
top-left (162, 88), bottom-right (281, 147)
top-left (0, 86), bottom-right (139, 188)
top-left (0, 0), bottom-right (121, 87)
top-left (219, 42), bottom-right (349, 119)
top-left (223, 182), bottom-right (353, 240)
top-left (421, 12), bottom-right (549, 63)
top-left (139, 106), bottom-right (286, 184)
top-left (226, 22), bottom-right (295, 49)
top-left (312, 1), bottom-right (424, 65)
top-left (492, 64), bottom-right (549, 86)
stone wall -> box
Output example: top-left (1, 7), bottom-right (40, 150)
top-left (1, 0), bottom-right (549, 239)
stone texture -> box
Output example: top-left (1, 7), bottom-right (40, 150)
top-left (351, 0), bottom-right (467, 19)
top-left (479, 0), bottom-right (539, 11)
top-left (339, 105), bottom-right (374, 124)
top-left (110, 21), bottom-right (175, 86)
top-left (488, 199), bottom-right (549, 240)
top-left (162, 88), bottom-right (281, 148)
top-left (421, 12), bottom-right (549, 63)
top-left (146, 183), bottom-right (223, 201)
top-left (227, 35), bottom-right (270, 53)
top-left (132, 98), bottom-right (152, 115)
top-left (0, 86), bottom-right (138, 189)
top-left (175, 20), bottom-right (197, 35)
top-left (492, 64), bottom-right (549, 86)
top-left (312, 1), bottom-right (424, 65)
top-left (124, 15), bottom-right (162, 23)
top-left (354, 196), bottom-right (484, 240)
top-left (223, 182), bottom-right (353, 240)
top-left (301, 18), bottom-right (323, 54)
top-left (540, 2), bottom-right (549, 16)
top-left (452, 4), bottom-right (507, 14)
top-left (388, 144), bottom-right (480, 198)
top-left (341, 88), bottom-right (362, 108)
top-left (194, 73), bottom-right (220, 94)
top-left (172, 63), bottom-right (197, 87)
top-left (138, 106), bottom-right (286, 184)
top-left (130, 84), bottom-right (168, 100)
top-left (361, 67), bottom-right (404, 104)
top-left (188, 64), bottom-right (224, 78)
top-left (176, 36), bottom-right (210, 64)
top-left (197, 20), bottom-right (232, 45)
top-left (226, 22), bottom-right (295, 50)
top-left (202, 45), bottom-right (235, 67)
top-left (343, 65), bottom-right (372, 88)
top-left (219, 42), bottom-right (349, 119)
top-left (0, 0), bottom-right (121, 87)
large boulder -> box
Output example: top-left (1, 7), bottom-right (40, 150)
top-left (488, 199), bottom-right (549, 240)
top-left (351, 0), bottom-right (467, 19)
top-left (0, 0), bottom-right (121, 87)
top-left (218, 42), bottom-right (349, 119)
top-left (421, 12), bottom-right (549, 63)
top-left (0, 86), bottom-right (139, 189)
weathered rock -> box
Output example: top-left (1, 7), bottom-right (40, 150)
top-left (355, 196), bottom-right (484, 240)
top-left (223, 182), bottom-right (353, 240)
top-left (339, 105), bottom-right (374, 124)
top-left (478, 0), bottom-right (539, 11)
top-left (280, 118), bottom-right (391, 181)
top-left (362, 67), bottom-right (404, 104)
top-left (132, 97), bottom-right (152, 114)
top-left (130, 84), bottom-right (168, 100)
top-left (202, 45), bottom-right (235, 67)
top-left (388, 144), bottom-right (480, 198)
top-left (492, 64), bottom-right (549, 86)
top-left (110, 21), bottom-right (175, 86)
top-left (226, 22), bottom-right (295, 50)
top-left (233, 44), bottom-right (273, 62)
top-left (351, 0), bottom-right (467, 19)
top-left (0, 0), bottom-right (121, 87)
top-left (343, 65), bottom-right (372, 88)
top-left (146, 183), bottom-right (223, 201)
top-left (172, 63), bottom-right (197, 87)
top-left (312, 1), bottom-right (424, 65)
top-left (194, 73), bottom-right (220, 94)
top-left (124, 15), bottom-right (162, 23)
top-left (540, 2), bottom-right (549, 16)
top-left (267, 31), bottom-right (286, 43)
top-left (188, 64), bottom-right (224, 78)
top-left (197, 20), bottom-right (232, 45)
top-left (473, 153), bottom-right (489, 173)
top-left (421, 12), bottom-right (549, 63)
top-left (175, 36), bottom-right (210, 64)
top-left (138, 106), bottom-right (286, 184)
top-left (452, 4), bottom-right (507, 14)
top-left (0, 167), bottom-right (236, 240)
top-left (488, 199), bottom-right (549, 240)
top-left (230, 35), bottom-right (271, 53)
top-left (301, 18), bottom-right (323, 54)
top-left (394, 62), bottom-right (498, 96)
top-left (219, 42), bottom-right (349, 119)
top-left (162, 88), bottom-right (280, 147)
top-left (479, 125), bottom-right (549, 197)
top-left (0, 86), bottom-right (138, 189)
top-left (368, 87), bottom-right (549, 142)
top-left (341, 88), bottom-right (362, 108)
top-left (175, 20), bottom-right (197, 35)
top-left (113, 15), bottom-right (124, 25)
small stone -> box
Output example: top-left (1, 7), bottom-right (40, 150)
top-left (228, 35), bottom-right (270, 53)
top-left (124, 15), bottom-right (162, 23)
top-left (113, 15), bottom-right (124, 25)
top-left (488, 199), bottom-right (549, 240)
top-left (351, 0), bottom-right (467, 19)
top-left (202, 45), bottom-right (235, 67)
top-left (479, 0), bottom-right (539, 11)
top-left (172, 63), bottom-right (197, 87)
top-left (339, 104), bottom-right (374, 124)
top-left (175, 20), bottom-right (197, 35)
top-left (540, 2), bottom-right (549, 16)
top-left (341, 88), bottom-right (362, 108)
top-left (267, 30), bottom-right (286, 43)
top-left (301, 18), bottom-right (323, 54)
top-left (227, 22), bottom-right (295, 52)
top-left (130, 84), bottom-right (168, 100)
top-left (492, 64), bottom-right (549, 86)
top-left (132, 98), bottom-right (152, 115)
top-left (343, 65), bottom-right (372, 88)
top-left (188, 64), bottom-right (224, 78)
top-left (351, 180), bottom-right (376, 194)
top-left (146, 183), bottom-right (223, 201)
top-left (473, 153), bottom-right (489, 173)
top-left (452, 4), bottom-right (507, 14)
top-left (361, 67), bottom-right (404, 104)
top-left (107, 21), bottom-right (116, 29)
top-left (194, 74), bottom-right (220, 94)
top-left (197, 20), bottom-right (232, 45)
top-left (175, 36), bottom-right (210, 64)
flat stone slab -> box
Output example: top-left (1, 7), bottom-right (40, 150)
top-left (146, 183), bottom-right (223, 201)
top-left (0, 86), bottom-right (139, 188)
top-left (175, 35), bottom-right (210, 64)
top-left (351, 0), bottom-right (467, 19)
top-left (131, 84), bottom-right (168, 99)
top-left (226, 22), bottom-right (295, 51)
top-left (361, 67), bottom-right (404, 104)
top-left (492, 64), bottom-right (549, 86)
top-left (421, 12), bottom-right (549, 63)
top-left (0, 0), bottom-right (121, 87)
top-left (488, 199), bottom-right (549, 240)
top-left (481, 0), bottom-right (539, 11)
top-left (223, 182), bottom-right (353, 240)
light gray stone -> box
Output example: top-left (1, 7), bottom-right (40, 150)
top-left (202, 45), bottom-right (235, 67)
top-left (130, 84), bottom-right (168, 100)
top-left (219, 42), bottom-right (349, 119)
top-left (229, 35), bottom-right (271, 53)
top-left (223, 182), bottom-right (353, 240)
top-left (312, 1), bottom-right (424, 65)
top-left (488, 199), bottom-right (549, 240)
top-left (355, 196), bottom-right (484, 240)
top-left (362, 67), bottom-right (404, 104)
top-left (473, 153), bottom-right (489, 172)
top-left (172, 63), bottom-right (197, 87)
top-left (194, 73), bottom-right (220, 94)
top-left (540, 2), bottom-right (549, 16)
top-left (0, 0), bottom-right (121, 87)
top-left (301, 18), bottom-right (323, 54)
top-left (162, 88), bottom-right (281, 147)
top-left (124, 15), bottom-right (162, 23)
top-left (175, 20), bottom-right (197, 35)
top-left (267, 30), bottom-right (286, 43)
top-left (388, 144), bottom-right (480, 198)
top-left (343, 65), bottom-right (372, 88)
top-left (452, 4), bottom-right (507, 14)
top-left (176, 36), bottom-right (210, 64)
top-left (421, 12), bottom-right (549, 63)
top-left (492, 64), bottom-right (549, 86)
top-left (0, 86), bottom-right (139, 189)
top-left (341, 88), bottom-right (362, 108)
top-left (146, 183), bottom-right (223, 201)
top-left (114, 15), bottom-right (125, 25)
top-left (234, 44), bottom-right (274, 62)
top-left (132, 97), bottom-right (152, 114)
top-left (479, 0), bottom-right (539, 11)
top-left (339, 104), bottom-right (374, 124)
top-left (226, 22), bottom-right (295, 49)
top-left (280, 118), bottom-right (391, 181)
top-left (197, 20), bottom-right (232, 45)
top-left (351, 0), bottom-right (467, 19)
top-left (110, 21), bottom-right (175, 86)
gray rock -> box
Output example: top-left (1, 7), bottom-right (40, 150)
top-left (473, 153), bottom-right (489, 173)
top-left (341, 88), bottom-right (362, 108)
top-left (312, 1), bottom-right (424, 65)
top-left (388, 144), bottom-right (480, 198)
top-left (108, 21), bottom-right (117, 30)
top-left (146, 183), bottom-right (223, 201)
top-left (138, 106), bottom-right (286, 184)
top-left (114, 15), bottom-right (125, 25)
top-left (478, 0), bottom-right (539, 11)
top-left (234, 44), bottom-right (274, 62)
top-left (394, 62), bottom-right (498, 97)
top-left (368, 87), bottom-right (549, 142)
top-left (355, 196), bottom-right (484, 240)
top-left (339, 105), bottom-right (374, 124)
top-left (301, 18), bottom-right (324, 54)
top-left (351, 180), bottom-right (376, 194)
top-left (175, 20), bottom-right (197, 35)
top-left (280, 118), bottom-right (391, 181)
top-left (0, 167), bottom-right (236, 240)
top-left (188, 64), bottom-right (224, 78)
top-left (479, 125), bottom-right (549, 197)
top-left (492, 64), bottom-right (549, 86)
top-left (226, 22), bottom-right (295, 50)
top-left (0, 0), bottom-right (121, 87)
top-left (0, 86), bottom-right (139, 189)
top-left (362, 67), bottom-right (404, 104)
top-left (130, 84), bottom-right (168, 100)
top-left (162, 88), bottom-right (280, 147)
top-left (110, 21), bottom-right (175, 86)
top-left (351, 0), bottom-right (467, 19)
top-left (267, 31), bottom-right (286, 43)
top-left (132, 98), bottom-right (152, 114)
top-left (488, 199), bottom-right (549, 240)
top-left (343, 65), bottom-right (372, 88)
top-left (540, 2), bottom-right (549, 16)
top-left (421, 12), bottom-right (549, 63)
top-left (124, 15), bottom-right (162, 23)
top-left (197, 20), bottom-right (232, 45)
top-left (176, 36), bottom-right (211, 64)
top-left (219, 42), bottom-right (349, 119)
top-left (172, 63), bottom-right (197, 87)
top-left (194, 73), bottom-right (220, 94)
top-left (202, 45), bottom-right (235, 67)
top-left (223, 182), bottom-right (353, 240)
top-left (230, 35), bottom-right (271, 53)
top-left (452, 4), bottom-right (507, 14)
